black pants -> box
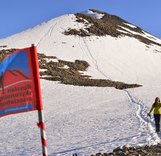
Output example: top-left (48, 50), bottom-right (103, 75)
top-left (154, 114), bottom-right (161, 132)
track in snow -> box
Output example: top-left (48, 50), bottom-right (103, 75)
top-left (36, 22), bottom-right (57, 47)
top-left (77, 30), bottom-right (161, 146)
top-left (124, 90), bottom-right (161, 146)
top-left (76, 22), bottom-right (111, 80)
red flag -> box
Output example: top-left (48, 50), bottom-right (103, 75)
top-left (0, 45), bottom-right (42, 117)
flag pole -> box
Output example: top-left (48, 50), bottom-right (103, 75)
top-left (37, 110), bottom-right (48, 156)
top-left (30, 44), bottom-right (48, 156)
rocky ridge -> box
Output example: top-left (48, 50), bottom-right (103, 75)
top-left (91, 143), bottom-right (161, 156)
top-left (0, 48), bottom-right (141, 89)
top-left (64, 9), bottom-right (161, 47)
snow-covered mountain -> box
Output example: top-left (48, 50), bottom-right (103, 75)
top-left (0, 9), bottom-right (161, 156)
top-left (0, 9), bottom-right (161, 86)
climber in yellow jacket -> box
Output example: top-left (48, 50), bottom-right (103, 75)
top-left (148, 97), bottom-right (161, 133)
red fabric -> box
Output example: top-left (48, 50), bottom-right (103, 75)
top-left (0, 46), bottom-right (43, 117)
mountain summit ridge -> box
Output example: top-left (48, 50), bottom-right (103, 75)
top-left (0, 9), bottom-right (161, 85)
top-left (64, 9), bottom-right (161, 46)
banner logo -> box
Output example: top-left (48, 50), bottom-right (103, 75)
top-left (0, 49), bottom-right (38, 117)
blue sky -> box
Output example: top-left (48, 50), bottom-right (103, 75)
top-left (0, 0), bottom-right (161, 39)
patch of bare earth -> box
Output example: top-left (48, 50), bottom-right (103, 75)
top-left (0, 48), bottom-right (141, 89)
top-left (91, 143), bottom-right (161, 156)
top-left (64, 9), bottom-right (161, 47)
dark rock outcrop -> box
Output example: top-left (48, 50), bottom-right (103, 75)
top-left (64, 9), bottom-right (161, 47)
top-left (91, 143), bottom-right (161, 156)
top-left (0, 48), bottom-right (141, 89)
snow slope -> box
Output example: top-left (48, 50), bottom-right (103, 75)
top-left (0, 13), bottom-right (161, 85)
top-left (0, 10), bottom-right (161, 156)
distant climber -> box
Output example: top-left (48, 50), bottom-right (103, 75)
top-left (148, 97), bottom-right (161, 133)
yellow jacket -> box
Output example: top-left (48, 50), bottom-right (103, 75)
top-left (149, 102), bottom-right (161, 114)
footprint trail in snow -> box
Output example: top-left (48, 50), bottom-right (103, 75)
top-left (124, 90), bottom-right (160, 146)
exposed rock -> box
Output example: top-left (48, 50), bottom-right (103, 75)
top-left (0, 48), bottom-right (141, 89)
top-left (64, 9), bottom-right (161, 47)
top-left (91, 143), bottom-right (161, 156)
top-left (0, 48), bottom-right (16, 61)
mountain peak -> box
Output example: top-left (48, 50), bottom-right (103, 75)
top-left (64, 9), bottom-right (161, 46)
top-left (81, 9), bottom-right (106, 19)
top-left (0, 8), bottom-right (161, 86)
